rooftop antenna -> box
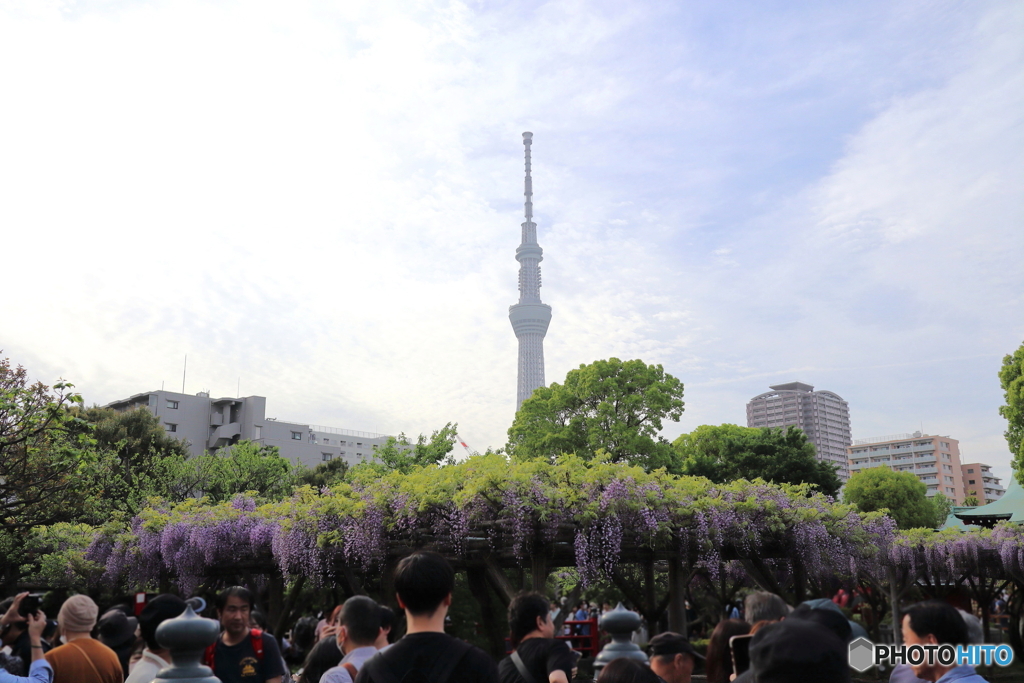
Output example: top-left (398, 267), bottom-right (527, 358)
top-left (182, 354), bottom-right (187, 394)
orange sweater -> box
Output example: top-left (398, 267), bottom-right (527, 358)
top-left (44, 638), bottom-right (124, 683)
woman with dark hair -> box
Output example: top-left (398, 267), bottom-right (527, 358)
top-left (595, 658), bottom-right (660, 683)
top-left (705, 619), bottom-right (751, 683)
top-left (499, 592), bottom-right (577, 683)
top-left (295, 635), bottom-right (342, 683)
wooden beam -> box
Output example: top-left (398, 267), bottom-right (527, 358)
top-left (484, 557), bottom-right (517, 607)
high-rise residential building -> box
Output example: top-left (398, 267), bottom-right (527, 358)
top-left (746, 382), bottom-right (852, 480)
top-left (509, 132), bottom-right (552, 410)
top-left (961, 462), bottom-right (1006, 505)
top-left (105, 389), bottom-right (390, 469)
top-left (847, 432), bottom-right (965, 503)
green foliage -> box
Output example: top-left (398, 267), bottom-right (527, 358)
top-left (843, 466), bottom-right (937, 529)
top-left (295, 457), bottom-right (349, 490)
top-left (999, 340), bottom-right (1024, 485)
top-left (169, 440), bottom-right (296, 503)
top-left (360, 422), bottom-right (459, 475)
top-left (506, 358), bottom-right (685, 472)
top-left (963, 495), bottom-right (980, 508)
top-left (930, 492), bottom-right (953, 527)
top-left (673, 424), bottom-right (842, 497)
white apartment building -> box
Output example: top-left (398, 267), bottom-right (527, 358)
top-left (105, 389), bottom-right (390, 470)
top-left (847, 432), bottom-right (965, 504)
top-left (746, 382), bottom-right (852, 480)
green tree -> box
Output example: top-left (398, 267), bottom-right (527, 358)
top-left (930, 492), bottom-right (953, 527)
top-left (506, 358), bottom-right (685, 472)
top-left (673, 424), bottom-right (842, 497)
top-left (169, 440), bottom-right (296, 502)
top-left (296, 457), bottom-right (349, 490)
top-left (843, 466), bottom-right (937, 529)
top-left (999, 341), bottom-right (1024, 485)
top-left (963, 493), bottom-right (980, 507)
top-left (358, 423), bottom-right (458, 475)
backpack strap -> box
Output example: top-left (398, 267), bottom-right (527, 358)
top-left (250, 628), bottom-right (265, 660)
top-left (342, 662), bottom-right (359, 680)
top-left (361, 651), bottom-right (402, 683)
top-left (203, 642), bottom-right (217, 670)
top-left (510, 651), bottom-right (539, 683)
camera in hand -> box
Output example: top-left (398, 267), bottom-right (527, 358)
top-left (18, 594), bottom-right (43, 618)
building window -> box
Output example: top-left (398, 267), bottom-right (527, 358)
top-left (324, 438), bottom-right (330, 444)
top-left (967, 468), bottom-right (974, 473)
top-left (167, 400), bottom-right (179, 409)
top-left (254, 426), bottom-right (262, 439)
top-left (322, 453), bottom-right (333, 462)
top-left (291, 431), bottom-right (302, 440)
top-left (969, 479), bottom-right (976, 485)
top-left (166, 423), bottom-right (177, 432)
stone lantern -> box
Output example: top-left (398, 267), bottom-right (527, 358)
top-left (593, 603), bottom-right (648, 677)
top-left (154, 605), bottom-right (222, 683)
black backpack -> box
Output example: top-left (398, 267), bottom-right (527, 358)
top-left (359, 637), bottom-right (471, 683)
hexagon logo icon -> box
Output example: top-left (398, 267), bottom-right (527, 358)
top-left (848, 636), bottom-right (874, 673)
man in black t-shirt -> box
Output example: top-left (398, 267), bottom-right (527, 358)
top-left (356, 552), bottom-right (498, 683)
top-left (207, 586), bottom-right (287, 683)
top-left (499, 592), bottom-right (576, 683)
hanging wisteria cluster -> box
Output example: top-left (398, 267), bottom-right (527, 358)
top-left (46, 454), bottom-right (912, 593)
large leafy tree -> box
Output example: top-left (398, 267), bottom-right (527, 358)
top-left (673, 424), bottom-right (842, 497)
top-left (506, 358), bottom-right (685, 472)
top-left (843, 466), bottom-right (937, 529)
top-left (356, 422), bottom-right (458, 475)
top-left (169, 440), bottom-right (296, 503)
top-left (1000, 340), bottom-right (1024, 485)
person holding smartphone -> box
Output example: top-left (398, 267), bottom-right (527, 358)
top-left (0, 593), bottom-right (52, 683)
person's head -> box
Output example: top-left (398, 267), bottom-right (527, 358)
top-left (787, 604), bottom-right (852, 643)
top-left (705, 619), bottom-right (751, 683)
top-left (957, 609), bottom-right (984, 645)
top-left (902, 600), bottom-right (969, 681)
top-left (328, 604), bottom-right (344, 626)
top-left (596, 658), bottom-right (661, 683)
top-left (216, 586), bottom-right (255, 637)
top-left (138, 594), bottom-right (187, 652)
top-left (97, 610), bottom-right (138, 650)
top-left (749, 619), bottom-right (850, 683)
top-left (296, 635), bottom-right (343, 683)
top-left (648, 632), bottom-right (701, 683)
top-left (57, 595), bottom-right (99, 636)
top-left (743, 592), bottom-right (789, 624)
top-left (393, 551), bottom-right (454, 617)
top-left (337, 596), bottom-right (381, 650)
top-left (249, 609), bottom-right (268, 632)
top-left (508, 592), bottom-right (554, 648)
top-left (374, 606), bottom-right (393, 651)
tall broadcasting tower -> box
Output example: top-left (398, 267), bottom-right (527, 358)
top-left (509, 132), bottom-right (552, 410)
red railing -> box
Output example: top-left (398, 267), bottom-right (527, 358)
top-left (505, 618), bottom-right (601, 658)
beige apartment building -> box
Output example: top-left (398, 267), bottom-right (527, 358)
top-left (960, 462), bottom-right (1006, 505)
top-left (847, 431), bottom-right (965, 504)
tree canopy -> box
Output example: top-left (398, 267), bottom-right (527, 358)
top-left (1000, 340), bottom-right (1024, 485)
top-left (672, 423), bottom-right (842, 497)
top-left (843, 466), bottom-right (939, 529)
top-left (506, 358), bottom-right (684, 472)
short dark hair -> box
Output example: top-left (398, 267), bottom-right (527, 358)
top-left (393, 551), bottom-right (454, 616)
top-left (509, 592), bottom-right (550, 648)
top-left (378, 605), bottom-right (395, 632)
top-left (339, 596), bottom-right (381, 645)
top-left (596, 658), bottom-right (661, 683)
top-left (216, 586), bottom-right (255, 612)
top-left (904, 600), bottom-right (968, 646)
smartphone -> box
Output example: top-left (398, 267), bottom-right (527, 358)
top-left (18, 593), bottom-right (44, 618)
top-left (730, 633), bottom-right (754, 675)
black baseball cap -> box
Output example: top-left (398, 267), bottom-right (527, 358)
top-left (648, 632), bottom-right (705, 660)
top-left (749, 619), bottom-right (850, 683)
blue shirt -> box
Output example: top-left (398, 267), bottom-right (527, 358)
top-left (936, 665), bottom-right (989, 683)
top-left (0, 659), bottom-right (53, 683)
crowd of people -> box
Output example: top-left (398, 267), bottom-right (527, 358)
top-left (0, 553), bottom-right (1002, 683)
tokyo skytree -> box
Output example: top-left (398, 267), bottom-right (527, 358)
top-left (509, 132), bottom-right (552, 410)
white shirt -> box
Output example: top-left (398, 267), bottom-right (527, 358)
top-left (319, 646), bottom-right (378, 683)
top-left (125, 650), bottom-right (169, 683)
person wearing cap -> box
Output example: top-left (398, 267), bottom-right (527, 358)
top-left (648, 632), bottom-right (702, 683)
top-left (97, 609), bottom-right (138, 678)
top-left (499, 591), bottom-right (577, 683)
top-left (124, 595), bottom-right (186, 683)
top-left (43, 595), bottom-right (122, 683)
top-left (738, 619), bottom-right (850, 683)
top-left (0, 594), bottom-right (52, 683)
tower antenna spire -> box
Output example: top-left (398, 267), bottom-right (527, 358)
top-left (509, 132), bottom-right (552, 410)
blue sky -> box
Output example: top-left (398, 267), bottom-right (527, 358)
top-left (1, 0), bottom-right (1021, 481)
